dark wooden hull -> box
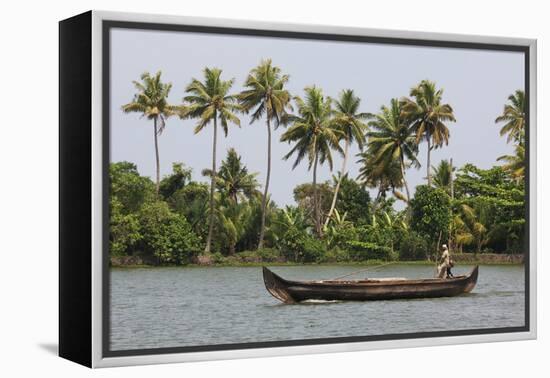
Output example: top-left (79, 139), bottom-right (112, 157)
top-left (262, 266), bottom-right (479, 304)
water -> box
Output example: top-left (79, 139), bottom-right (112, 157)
top-left (109, 264), bottom-right (525, 351)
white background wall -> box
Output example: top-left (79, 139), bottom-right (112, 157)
top-left (0, 0), bottom-right (546, 376)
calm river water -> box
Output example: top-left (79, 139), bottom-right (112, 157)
top-left (110, 264), bottom-right (525, 351)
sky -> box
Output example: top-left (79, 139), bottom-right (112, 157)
top-left (110, 28), bottom-right (524, 208)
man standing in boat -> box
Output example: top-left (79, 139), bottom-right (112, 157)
top-left (437, 244), bottom-right (452, 278)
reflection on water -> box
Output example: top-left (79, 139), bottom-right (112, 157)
top-left (110, 264), bottom-right (525, 351)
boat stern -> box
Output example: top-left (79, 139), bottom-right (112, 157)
top-left (463, 265), bottom-right (479, 293)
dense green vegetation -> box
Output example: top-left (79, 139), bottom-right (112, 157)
top-left (112, 60), bottom-right (526, 265)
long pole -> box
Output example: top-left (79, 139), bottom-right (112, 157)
top-left (330, 262), bottom-right (395, 281)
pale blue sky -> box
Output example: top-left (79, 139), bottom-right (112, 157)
top-left (110, 28), bottom-right (524, 207)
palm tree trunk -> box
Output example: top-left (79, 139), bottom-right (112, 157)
top-left (426, 134), bottom-right (432, 186)
top-left (205, 116), bottom-right (217, 253)
top-left (376, 187), bottom-right (383, 202)
top-left (153, 117), bottom-right (160, 197)
top-left (448, 158), bottom-right (454, 249)
top-left (400, 156), bottom-right (411, 203)
top-left (258, 118), bottom-right (272, 249)
top-left (313, 149), bottom-right (321, 237)
top-left (324, 138), bottom-right (349, 228)
top-left (449, 158), bottom-right (454, 199)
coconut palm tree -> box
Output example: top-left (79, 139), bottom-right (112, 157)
top-left (453, 204), bottom-right (488, 254)
top-left (216, 201), bottom-right (250, 255)
top-left (401, 80), bottom-right (456, 186)
top-left (495, 90), bottom-right (525, 144)
top-left (122, 71), bottom-right (179, 196)
top-left (203, 148), bottom-right (260, 204)
top-left (181, 67), bottom-right (241, 253)
top-left (356, 149), bottom-right (405, 201)
top-left (280, 86), bottom-right (342, 236)
top-left (366, 98), bottom-right (419, 203)
top-left (159, 162), bottom-right (192, 199)
top-left (324, 89), bottom-right (370, 227)
top-left (238, 59), bottom-right (293, 249)
top-left (497, 143), bottom-right (525, 184)
top-left (432, 159), bottom-right (456, 195)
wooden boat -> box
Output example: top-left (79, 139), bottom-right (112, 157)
top-left (262, 265), bottom-right (479, 304)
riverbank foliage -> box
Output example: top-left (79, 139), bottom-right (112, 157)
top-left (110, 158), bottom-right (525, 265)
top-left (111, 63), bottom-right (526, 265)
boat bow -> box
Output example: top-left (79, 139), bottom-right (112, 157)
top-left (262, 266), bottom-right (296, 304)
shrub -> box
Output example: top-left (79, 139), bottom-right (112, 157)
top-left (278, 228), bottom-right (325, 263)
top-left (138, 201), bottom-right (201, 265)
top-left (336, 176), bottom-right (371, 224)
top-left (346, 241), bottom-right (394, 261)
top-left (410, 185), bottom-right (452, 255)
top-left (399, 232), bottom-right (429, 260)
top-left (235, 250), bottom-right (259, 262)
top-left (110, 162), bottom-right (155, 213)
top-left (256, 248), bottom-right (281, 262)
top-left (300, 237), bottom-right (325, 263)
top-left (277, 228), bottom-right (303, 261)
top-left (109, 197), bottom-right (142, 256)
top-left (356, 225), bottom-right (394, 250)
top-left (210, 252), bottom-right (226, 264)
top-left (234, 248), bottom-right (281, 263)
top-left (320, 247), bottom-right (350, 263)
top-left (324, 223), bottom-right (358, 250)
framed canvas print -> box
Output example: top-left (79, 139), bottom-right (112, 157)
top-left (59, 10), bottom-right (537, 368)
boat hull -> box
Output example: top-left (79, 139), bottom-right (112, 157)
top-left (262, 266), bottom-right (479, 304)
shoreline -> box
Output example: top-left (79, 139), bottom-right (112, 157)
top-left (110, 259), bottom-right (524, 269)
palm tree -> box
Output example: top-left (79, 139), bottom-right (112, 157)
top-left (366, 98), bottom-right (419, 203)
top-left (159, 162), bottom-right (192, 199)
top-left (324, 90), bottom-right (370, 227)
top-left (356, 149), bottom-right (405, 201)
top-left (217, 201), bottom-right (250, 255)
top-left (181, 67), bottom-right (241, 253)
top-left (497, 143), bottom-right (525, 184)
top-left (122, 71), bottom-right (179, 196)
top-left (169, 181), bottom-right (210, 238)
top-left (401, 80), bottom-right (456, 186)
top-left (239, 59), bottom-right (293, 249)
top-left (280, 86), bottom-right (342, 236)
top-left (203, 148), bottom-right (260, 204)
top-left (432, 159), bottom-right (456, 195)
top-left (453, 204), bottom-right (488, 254)
top-left (495, 90), bottom-right (525, 144)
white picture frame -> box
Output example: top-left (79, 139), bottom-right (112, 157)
top-left (59, 10), bottom-right (537, 368)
